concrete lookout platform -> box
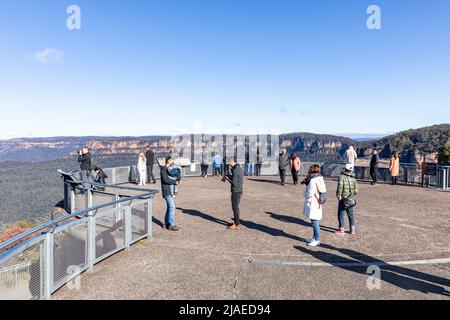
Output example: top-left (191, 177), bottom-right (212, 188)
top-left (54, 176), bottom-right (450, 300)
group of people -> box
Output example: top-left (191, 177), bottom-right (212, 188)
top-left (278, 150), bottom-right (301, 186)
top-left (290, 158), bottom-right (359, 247)
top-left (159, 147), bottom-right (359, 246)
top-left (200, 147), bottom-right (264, 178)
top-left (136, 147), bottom-right (158, 186)
top-left (77, 147), bottom-right (108, 189)
top-left (78, 144), bottom-right (400, 247)
top-left (160, 155), bottom-right (244, 232)
top-left (369, 148), bottom-right (401, 185)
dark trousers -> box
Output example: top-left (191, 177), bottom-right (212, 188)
top-left (213, 167), bottom-right (221, 176)
top-left (391, 176), bottom-right (398, 185)
top-left (291, 169), bottom-right (299, 185)
top-left (201, 165), bottom-right (209, 176)
top-left (255, 164), bottom-right (262, 176)
top-left (279, 168), bottom-right (286, 185)
top-left (231, 192), bottom-right (243, 226)
top-left (147, 164), bottom-right (156, 183)
top-left (338, 199), bottom-right (356, 230)
top-left (370, 166), bottom-right (378, 184)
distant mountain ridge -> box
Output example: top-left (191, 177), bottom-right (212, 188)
top-left (0, 124), bottom-right (448, 163)
top-left (0, 136), bottom-right (169, 162)
top-left (359, 124), bottom-right (450, 163)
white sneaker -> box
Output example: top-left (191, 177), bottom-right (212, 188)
top-left (307, 240), bottom-right (321, 247)
top-left (306, 239), bottom-right (313, 244)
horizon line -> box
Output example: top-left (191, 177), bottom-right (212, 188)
top-left (0, 132), bottom-right (391, 141)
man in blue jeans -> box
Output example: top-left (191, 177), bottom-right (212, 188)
top-left (160, 157), bottom-right (180, 231)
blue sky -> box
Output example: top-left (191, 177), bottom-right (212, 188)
top-left (0, 0), bottom-right (449, 139)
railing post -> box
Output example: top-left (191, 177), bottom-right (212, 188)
top-left (86, 189), bottom-right (93, 214)
top-left (87, 216), bottom-right (96, 273)
top-left (124, 206), bottom-right (132, 250)
top-left (42, 232), bottom-right (54, 300)
top-left (70, 189), bottom-right (76, 213)
top-left (112, 168), bottom-right (116, 185)
top-left (147, 198), bottom-right (153, 239)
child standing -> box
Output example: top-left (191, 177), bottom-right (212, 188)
top-left (168, 162), bottom-right (182, 197)
top-left (137, 153), bottom-right (147, 186)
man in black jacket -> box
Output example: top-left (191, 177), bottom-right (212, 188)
top-left (161, 157), bottom-right (180, 232)
top-left (278, 150), bottom-right (289, 186)
top-left (223, 158), bottom-right (244, 230)
top-left (145, 147), bottom-right (157, 184)
top-left (370, 148), bottom-right (379, 185)
top-left (78, 147), bottom-right (93, 188)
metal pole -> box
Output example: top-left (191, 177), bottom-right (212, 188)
top-left (124, 206), bottom-right (132, 250)
top-left (147, 198), bottom-right (153, 239)
top-left (70, 189), bottom-right (75, 213)
top-left (87, 216), bottom-right (96, 273)
top-left (42, 232), bottom-right (54, 300)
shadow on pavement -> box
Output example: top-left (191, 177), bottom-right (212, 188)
top-left (152, 216), bottom-right (164, 228)
top-left (177, 207), bottom-right (229, 226)
top-left (266, 211), bottom-right (338, 234)
top-left (247, 178), bottom-right (289, 186)
top-left (240, 219), bottom-right (306, 242)
top-left (294, 243), bottom-right (450, 297)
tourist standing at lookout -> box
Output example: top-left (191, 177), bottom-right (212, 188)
top-left (161, 157), bottom-right (180, 232)
top-left (255, 153), bottom-right (263, 176)
top-left (137, 152), bottom-right (147, 186)
top-left (389, 151), bottom-right (400, 185)
top-left (336, 164), bottom-right (358, 235)
top-left (290, 154), bottom-right (301, 186)
top-left (370, 148), bottom-right (379, 185)
top-left (78, 147), bottom-right (94, 188)
top-left (303, 164), bottom-right (327, 247)
top-left (222, 158), bottom-right (244, 230)
top-left (145, 146), bottom-right (157, 184)
top-left (278, 150), bottom-right (289, 186)
top-left (212, 152), bottom-right (223, 176)
top-left (344, 146), bottom-right (358, 169)
top-left (201, 147), bottom-right (210, 178)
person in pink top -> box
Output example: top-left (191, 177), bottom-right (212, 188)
top-left (290, 154), bottom-right (301, 186)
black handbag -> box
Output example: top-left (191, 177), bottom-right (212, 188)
top-left (343, 177), bottom-right (357, 209)
top-left (343, 196), bottom-right (357, 209)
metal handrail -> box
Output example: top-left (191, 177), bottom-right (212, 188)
top-left (0, 182), bottom-right (159, 253)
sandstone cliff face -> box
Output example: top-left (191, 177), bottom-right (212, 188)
top-left (0, 137), bottom-right (167, 162)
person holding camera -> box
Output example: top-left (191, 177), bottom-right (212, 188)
top-left (222, 158), bottom-right (244, 230)
top-left (78, 147), bottom-right (94, 188)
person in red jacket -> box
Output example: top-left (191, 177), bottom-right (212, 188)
top-left (290, 154), bottom-right (301, 186)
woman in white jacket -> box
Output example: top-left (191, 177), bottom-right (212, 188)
top-left (137, 152), bottom-right (147, 186)
top-left (303, 164), bottom-right (327, 247)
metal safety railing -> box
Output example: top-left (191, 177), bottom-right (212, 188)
top-left (99, 161), bottom-right (449, 190)
top-left (0, 178), bottom-right (158, 300)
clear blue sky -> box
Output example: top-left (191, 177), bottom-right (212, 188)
top-left (0, 0), bottom-right (449, 139)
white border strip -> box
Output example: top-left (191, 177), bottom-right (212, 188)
top-left (250, 258), bottom-right (450, 267)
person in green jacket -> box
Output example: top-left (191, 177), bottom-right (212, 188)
top-left (336, 164), bottom-right (358, 235)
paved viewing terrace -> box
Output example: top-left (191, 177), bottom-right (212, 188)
top-left (54, 176), bottom-right (450, 300)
